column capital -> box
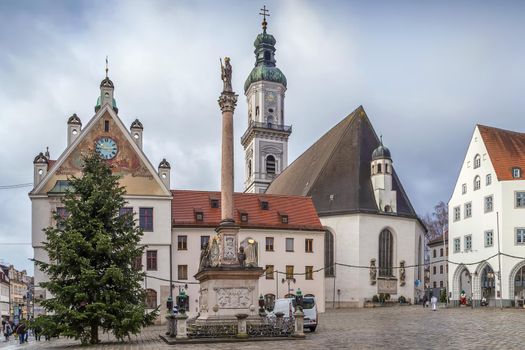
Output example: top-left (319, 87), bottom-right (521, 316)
top-left (218, 92), bottom-right (238, 113)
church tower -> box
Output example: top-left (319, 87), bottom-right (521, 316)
top-left (370, 139), bottom-right (397, 213)
top-left (241, 8), bottom-right (291, 193)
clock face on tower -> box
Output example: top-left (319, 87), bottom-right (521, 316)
top-left (95, 137), bottom-right (118, 159)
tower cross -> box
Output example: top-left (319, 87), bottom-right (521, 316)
top-left (259, 5), bottom-right (270, 31)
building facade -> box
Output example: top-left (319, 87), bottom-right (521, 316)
top-left (30, 76), bottom-right (173, 322)
top-left (448, 125), bottom-right (525, 306)
top-left (266, 107), bottom-right (426, 307)
top-left (171, 190), bottom-right (325, 316)
top-left (0, 266), bottom-right (9, 318)
top-left (428, 233), bottom-right (448, 299)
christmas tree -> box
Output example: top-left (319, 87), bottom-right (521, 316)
top-left (35, 152), bottom-right (158, 344)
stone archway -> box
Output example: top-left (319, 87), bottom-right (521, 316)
top-left (452, 264), bottom-right (471, 302)
top-left (509, 260), bottom-right (525, 300)
top-left (472, 261), bottom-right (495, 302)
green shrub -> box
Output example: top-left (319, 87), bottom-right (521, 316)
top-left (440, 289), bottom-right (447, 303)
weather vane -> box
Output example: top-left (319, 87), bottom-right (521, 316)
top-left (105, 55), bottom-right (109, 78)
top-left (259, 5), bottom-right (270, 32)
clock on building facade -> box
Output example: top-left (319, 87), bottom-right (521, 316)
top-left (95, 137), bottom-right (118, 159)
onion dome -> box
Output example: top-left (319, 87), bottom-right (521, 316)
top-left (67, 113), bottom-right (82, 125)
top-left (372, 142), bottom-right (392, 161)
top-left (33, 152), bottom-right (48, 164)
top-left (130, 119), bottom-right (144, 130)
top-left (244, 21), bottom-right (287, 93)
top-left (158, 158), bottom-right (171, 169)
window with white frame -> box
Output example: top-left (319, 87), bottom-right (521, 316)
top-left (464, 235), bottom-right (472, 251)
top-left (485, 230), bottom-right (493, 247)
top-left (464, 202), bottom-right (472, 218)
top-left (453, 238), bottom-right (460, 253)
top-left (484, 195), bottom-right (493, 213)
top-left (462, 184), bottom-right (467, 194)
top-left (473, 176), bottom-right (481, 191)
top-left (486, 174), bottom-right (492, 186)
top-left (516, 228), bottom-right (525, 245)
top-left (512, 168), bottom-right (521, 179)
top-left (454, 206), bottom-right (461, 221)
top-left (516, 192), bottom-right (525, 208)
top-left (474, 154), bottom-right (481, 168)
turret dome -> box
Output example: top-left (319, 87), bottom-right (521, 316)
top-left (372, 143), bottom-right (392, 161)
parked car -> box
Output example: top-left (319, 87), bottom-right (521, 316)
top-left (267, 298), bottom-right (296, 321)
top-left (303, 296), bottom-right (318, 332)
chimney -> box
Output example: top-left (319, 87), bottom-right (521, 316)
top-left (158, 158), bottom-right (171, 189)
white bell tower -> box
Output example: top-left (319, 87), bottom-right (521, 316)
top-left (242, 11), bottom-right (291, 193)
top-left (371, 139), bottom-right (397, 213)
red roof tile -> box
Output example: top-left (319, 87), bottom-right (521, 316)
top-left (171, 190), bottom-right (323, 231)
top-left (478, 125), bottom-right (525, 181)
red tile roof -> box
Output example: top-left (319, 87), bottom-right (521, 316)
top-left (171, 190), bottom-right (323, 231)
top-left (478, 125), bottom-right (525, 181)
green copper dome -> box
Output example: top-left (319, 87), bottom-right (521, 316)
top-left (95, 96), bottom-right (118, 110)
top-left (244, 28), bottom-right (287, 93)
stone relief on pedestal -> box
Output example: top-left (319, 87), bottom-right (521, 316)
top-left (399, 260), bottom-right (406, 286)
top-left (214, 287), bottom-right (254, 309)
top-left (223, 235), bottom-right (237, 261)
top-left (369, 258), bottom-right (377, 285)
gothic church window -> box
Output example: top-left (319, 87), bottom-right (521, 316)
top-left (378, 229), bottom-right (393, 277)
top-left (325, 230), bottom-right (335, 277)
top-left (266, 155), bottom-right (276, 174)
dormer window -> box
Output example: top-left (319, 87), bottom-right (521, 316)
top-left (260, 200), bottom-right (269, 210)
top-left (474, 154), bottom-right (481, 169)
top-left (513, 167), bottom-right (521, 178)
top-left (195, 211), bottom-right (204, 222)
top-left (240, 212), bottom-right (248, 222)
top-left (280, 213), bottom-right (288, 224)
top-left (210, 199), bottom-right (219, 209)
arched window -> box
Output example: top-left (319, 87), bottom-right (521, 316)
top-left (474, 175), bottom-right (481, 191)
top-left (145, 289), bottom-right (157, 309)
top-left (377, 163), bottom-right (382, 173)
top-left (474, 154), bottom-right (481, 169)
top-left (266, 155), bottom-right (276, 174)
top-left (266, 115), bottom-right (274, 126)
top-left (379, 229), bottom-right (393, 277)
top-left (324, 230), bottom-right (335, 277)
top-left (264, 51), bottom-right (271, 61)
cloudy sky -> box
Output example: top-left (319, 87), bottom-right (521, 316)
top-left (1, 0), bottom-right (524, 274)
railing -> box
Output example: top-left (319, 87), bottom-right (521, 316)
top-left (241, 121), bottom-right (292, 144)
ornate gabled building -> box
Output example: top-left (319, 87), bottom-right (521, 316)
top-left (266, 106), bottom-right (426, 306)
top-left (241, 18), bottom-right (291, 193)
top-left (29, 73), bottom-right (173, 322)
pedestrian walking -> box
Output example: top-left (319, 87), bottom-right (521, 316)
top-left (16, 321), bottom-right (26, 344)
top-left (431, 295), bottom-right (438, 311)
top-left (2, 320), bottom-right (12, 341)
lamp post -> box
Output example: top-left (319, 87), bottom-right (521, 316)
top-left (281, 277), bottom-right (296, 297)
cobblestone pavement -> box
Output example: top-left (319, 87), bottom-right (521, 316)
top-left (1, 306), bottom-right (524, 349)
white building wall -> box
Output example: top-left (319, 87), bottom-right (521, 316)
top-left (322, 213), bottom-right (424, 307)
top-left (448, 126), bottom-right (525, 306)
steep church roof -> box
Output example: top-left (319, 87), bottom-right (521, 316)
top-left (266, 106), bottom-right (418, 219)
top-left (478, 124), bottom-right (525, 181)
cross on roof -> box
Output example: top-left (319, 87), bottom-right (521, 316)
top-left (259, 5), bottom-right (270, 31)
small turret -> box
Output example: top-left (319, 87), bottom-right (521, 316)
top-left (130, 119), bottom-right (143, 149)
top-left (158, 158), bottom-right (171, 189)
top-left (33, 152), bottom-right (48, 186)
top-left (94, 58), bottom-right (118, 113)
top-left (371, 138), bottom-right (397, 213)
top-left (67, 113), bottom-right (82, 146)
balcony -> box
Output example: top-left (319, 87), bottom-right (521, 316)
top-left (241, 121), bottom-right (292, 145)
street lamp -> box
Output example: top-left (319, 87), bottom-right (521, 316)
top-left (281, 277), bottom-right (296, 297)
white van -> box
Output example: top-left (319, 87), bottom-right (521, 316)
top-left (269, 298), bottom-right (295, 319)
top-left (302, 296), bottom-right (318, 332)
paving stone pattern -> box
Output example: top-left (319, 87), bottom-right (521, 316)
top-left (1, 306), bottom-right (524, 349)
